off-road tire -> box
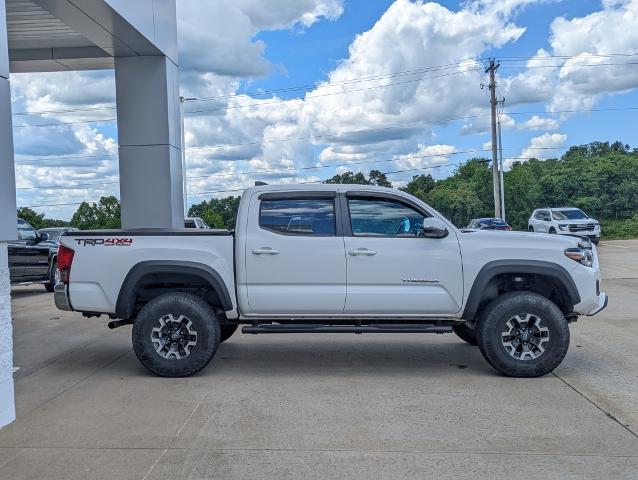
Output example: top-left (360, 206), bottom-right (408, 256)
top-left (44, 259), bottom-right (56, 292)
top-left (219, 323), bottom-right (239, 343)
top-left (592, 238), bottom-right (600, 246)
top-left (453, 323), bottom-right (478, 345)
top-left (476, 291), bottom-right (570, 377)
top-left (132, 292), bottom-right (220, 377)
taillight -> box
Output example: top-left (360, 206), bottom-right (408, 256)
top-left (57, 245), bottom-right (75, 283)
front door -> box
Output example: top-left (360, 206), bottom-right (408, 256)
top-left (16, 219), bottom-right (49, 280)
top-left (343, 194), bottom-right (463, 316)
top-left (244, 192), bottom-right (346, 315)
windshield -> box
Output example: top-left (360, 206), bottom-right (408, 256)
top-left (552, 209), bottom-right (588, 220)
top-left (44, 230), bottom-right (61, 241)
top-left (479, 218), bottom-right (508, 226)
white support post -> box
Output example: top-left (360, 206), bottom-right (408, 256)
top-left (0, 0), bottom-right (17, 428)
top-left (115, 55), bottom-right (184, 228)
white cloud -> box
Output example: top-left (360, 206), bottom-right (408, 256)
top-left (504, 0), bottom-right (638, 112)
top-left (504, 132), bottom-right (567, 169)
top-left (12, 0), bottom-right (638, 219)
top-left (393, 144), bottom-right (457, 170)
top-left (177, 0), bottom-right (343, 78)
top-left (520, 115), bottom-right (560, 131)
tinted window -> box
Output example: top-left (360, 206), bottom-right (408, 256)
top-left (348, 197), bottom-right (426, 237)
top-left (17, 219), bottom-right (37, 241)
top-left (479, 218), bottom-right (507, 226)
top-left (184, 219), bottom-right (196, 228)
top-left (260, 198), bottom-right (336, 235)
top-left (553, 209), bottom-right (588, 220)
top-left (535, 210), bottom-right (550, 221)
top-left (44, 230), bottom-right (61, 241)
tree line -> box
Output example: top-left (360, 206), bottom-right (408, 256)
top-left (17, 141), bottom-right (638, 239)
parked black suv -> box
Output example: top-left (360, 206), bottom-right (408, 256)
top-left (9, 219), bottom-right (57, 291)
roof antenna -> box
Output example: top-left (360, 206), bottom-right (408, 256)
top-left (254, 181), bottom-right (268, 186)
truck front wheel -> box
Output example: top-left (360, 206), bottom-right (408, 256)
top-left (132, 292), bottom-right (220, 377)
top-left (476, 291), bottom-right (570, 377)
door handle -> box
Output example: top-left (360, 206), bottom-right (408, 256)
top-left (348, 248), bottom-right (377, 256)
top-left (252, 247), bottom-right (280, 255)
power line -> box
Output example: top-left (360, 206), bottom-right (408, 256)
top-left (188, 60), bottom-right (481, 103)
top-left (11, 104), bottom-right (637, 166)
top-left (185, 69), bottom-right (482, 115)
top-left (12, 106), bottom-right (115, 116)
top-left (186, 113), bottom-right (491, 151)
top-left (18, 150), bottom-right (620, 209)
top-left (17, 146), bottom-right (575, 191)
top-left (11, 52), bottom-right (638, 119)
top-left (499, 61), bottom-right (638, 70)
top-left (13, 118), bottom-right (116, 128)
top-left (15, 153), bottom-right (117, 164)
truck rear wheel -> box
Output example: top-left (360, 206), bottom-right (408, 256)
top-left (132, 292), bottom-right (220, 377)
top-left (219, 323), bottom-right (238, 343)
top-left (476, 291), bottom-right (570, 377)
top-left (453, 323), bottom-right (477, 345)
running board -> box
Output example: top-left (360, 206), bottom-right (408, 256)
top-left (242, 324), bottom-right (453, 334)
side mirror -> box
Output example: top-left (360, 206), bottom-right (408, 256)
top-left (37, 232), bottom-right (48, 243)
top-left (422, 217), bottom-right (449, 239)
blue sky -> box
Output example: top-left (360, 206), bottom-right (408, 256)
top-left (10, 0), bottom-right (638, 218)
top-left (247, 0), bottom-right (638, 166)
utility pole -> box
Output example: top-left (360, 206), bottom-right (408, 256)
top-left (485, 58), bottom-right (502, 218)
top-left (497, 118), bottom-right (505, 220)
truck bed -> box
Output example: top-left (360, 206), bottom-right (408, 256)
top-left (59, 228), bottom-right (235, 315)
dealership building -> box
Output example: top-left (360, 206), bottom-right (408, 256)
top-left (0, 0), bottom-right (184, 427)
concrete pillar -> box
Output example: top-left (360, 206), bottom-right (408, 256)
top-left (0, 0), bottom-right (17, 428)
top-left (114, 55), bottom-right (184, 228)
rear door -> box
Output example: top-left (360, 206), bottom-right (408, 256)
top-left (343, 192), bottom-right (463, 316)
top-left (244, 192), bottom-right (346, 315)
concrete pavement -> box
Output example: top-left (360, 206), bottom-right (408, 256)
top-left (0, 242), bottom-right (636, 479)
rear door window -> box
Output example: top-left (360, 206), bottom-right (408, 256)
top-left (260, 198), bottom-right (336, 236)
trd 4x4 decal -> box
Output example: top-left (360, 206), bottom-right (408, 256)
top-left (75, 238), bottom-right (133, 247)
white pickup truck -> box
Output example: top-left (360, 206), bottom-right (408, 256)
top-left (54, 184), bottom-right (607, 378)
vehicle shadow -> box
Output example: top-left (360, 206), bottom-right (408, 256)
top-left (194, 337), bottom-right (496, 379)
top-left (10, 286), bottom-right (48, 299)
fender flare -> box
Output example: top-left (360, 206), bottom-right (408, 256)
top-left (461, 260), bottom-right (581, 320)
top-left (115, 260), bottom-right (233, 319)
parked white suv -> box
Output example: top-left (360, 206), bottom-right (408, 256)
top-left (528, 208), bottom-right (601, 245)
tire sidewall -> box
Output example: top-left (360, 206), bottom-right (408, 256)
top-left (45, 259), bottom-right (57, 292)
top-left (132, 292), bottom-right (220, 377)
top-left (477, 292), bottom-right (570, 377)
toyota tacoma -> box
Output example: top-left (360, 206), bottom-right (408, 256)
top-left (54, 184), bottom-right (608, 377)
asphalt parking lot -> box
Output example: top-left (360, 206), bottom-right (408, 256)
top-left (0, 241), bottom-right (636, 479)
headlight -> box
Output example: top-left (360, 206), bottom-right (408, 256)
top-left (565, 247), bottom-right (593, 267)
top-left (558, 224), bottom-right (569, 231)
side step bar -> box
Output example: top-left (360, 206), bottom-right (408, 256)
top-left (242, 324), bottom-right (453, 334)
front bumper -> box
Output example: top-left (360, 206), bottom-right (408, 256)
top-left (54, 283), bottom-right (73, 311)
top-left (587, 292), bottom-right (608, 316)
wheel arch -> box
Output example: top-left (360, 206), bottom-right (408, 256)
top-left (115, 260), bottom-right (233, 320)
top-left (461, 260), bottom-right (581, 320)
